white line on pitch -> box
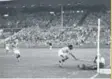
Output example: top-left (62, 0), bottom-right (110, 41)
top-left (90, 73), bottom-right (99, 79)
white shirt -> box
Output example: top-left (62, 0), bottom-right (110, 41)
top-left (60, 47), bottom-right (70, 54)
top-left (6, 44), bottom-right (10, 49)
top-left (100, 57), bottom-right (105, 64)
top-left (96, 57), bottom-right (105, 65)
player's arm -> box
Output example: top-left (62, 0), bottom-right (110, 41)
top-left (93, 56), bottom-right (97, 63)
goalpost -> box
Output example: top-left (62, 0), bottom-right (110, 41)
top-left (97, 18), bottom-right (111, 74)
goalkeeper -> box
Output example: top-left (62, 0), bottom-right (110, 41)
top-left (77, 55), bottom-right (105, 70)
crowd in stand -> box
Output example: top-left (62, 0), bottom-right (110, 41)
top-left (0, 10), bottom-right (110, 47)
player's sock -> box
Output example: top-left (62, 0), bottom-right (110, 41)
top-left (62, 59), bottom-right (65, 62)
top-left (62, 57), bottom-right (68, 62)
top-left (59, 60), bottom-right (61, 63)
top-left (65, 57), bottom-right (68, 60)
top-left (59, 60), bottom-right (63, 67)
top-left (6, 50), bottom-right (9, 54)
top-left (17, 58), bottom-right (20, 62)
top-left (77, 65), bottom-right (80, 68)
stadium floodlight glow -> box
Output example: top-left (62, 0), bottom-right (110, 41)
top-left (50, 11), bottom-right (54, 14)
top-left (72, 11), bottom-right (75, 13)
top-left (73, 23), bottom-right (76, 26)
top-left (48, 4), bottom-right (52, 6)
top-left (77, 10), bottom-right (80, 13)
top-left (50, 11), bottom-right (55, 16)
top-left (31, 5), bottom-right (35, 7)
top-left (14, 6), bottom-right (16, 8)
top-left (67, 4), bottom-right (70, 5)
top-left (6, 7), bottom-right (8, 9)
top-left (81, 10), bottom-right (83, 13)
top-left (4, 14), bottom-right (9, 17)
top-left (58, 4), bottom-right (61, 6)
top-left (22, 6), bottom-right (25, 8)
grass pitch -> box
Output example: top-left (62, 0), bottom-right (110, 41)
top-left (0, 48), bottom-right (110, 78)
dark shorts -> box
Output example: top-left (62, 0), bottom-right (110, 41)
top-left (99, 63), bottom-right (105, 68)
top-left (16, 54), bottom-right (20, 58)
top-left (78, 64), bottom-right (97, 70)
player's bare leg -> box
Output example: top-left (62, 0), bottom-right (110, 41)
top-left (6, 50), bottom-right (9, 54)
top-left (16, 54), bottom-right (20, 62)
top-left (58, 55), bottom-right (69, 67)
top-left (17, 58), bottom-right (20, 62)
top-left (49, 46), bottom-right (52, 50)
top-left (59, 60), bottom-right (63, 67)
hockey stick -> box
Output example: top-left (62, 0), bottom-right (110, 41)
top-left (78, 59), bottom-right (92, 62)
top-left (69, 53), bottom-right (92, 62)
top-left (69, 53), bottom-right (78, 60)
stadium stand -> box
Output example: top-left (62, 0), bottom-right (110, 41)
top-left (0, 6), bottom-right (110, 48)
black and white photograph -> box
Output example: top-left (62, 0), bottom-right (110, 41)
top-left (0, 0), bottom-right (111, 78)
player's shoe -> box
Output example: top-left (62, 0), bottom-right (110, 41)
top-left (59, 61), bottom-right (63, 67)
top-left (17, 58), bottom-right (20, 62)
top-left (6, 50), bottom-right (9, 54)
top-left (77, 65), bottom-right (80, 68)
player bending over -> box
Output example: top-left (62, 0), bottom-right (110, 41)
top-left (78, 55), bottom-right (105, 70)
top-left (58, 45), bottom-right (78, 67)
top-left (12, 40), bottom-right (21, 62)
top-left (49, 43), bottom-right (52, 50)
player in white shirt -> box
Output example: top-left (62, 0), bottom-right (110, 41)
top-left (94, 55), bottom-right (105, 68)
top-left (46, 42), bottom-right (53, 50)
top-left (5, 42), bottom-right (10, 54)
top-left (49, 43), bottom-right (52, 50)
top-left (12, 40), bottom-right (20, 62)
top-left (77, 55), bottom-right (105, 70)
top-left (58, 45), bottom-right (78, 67)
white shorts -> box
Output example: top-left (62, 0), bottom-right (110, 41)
top-left (58, 50), bottom-right (68, 57)
top-left (50, 46), bottom-right (52, 50)
top-left (13, 49), bottom-right (20, 55)
top-left (6, 47), bottom-right (9, 50)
